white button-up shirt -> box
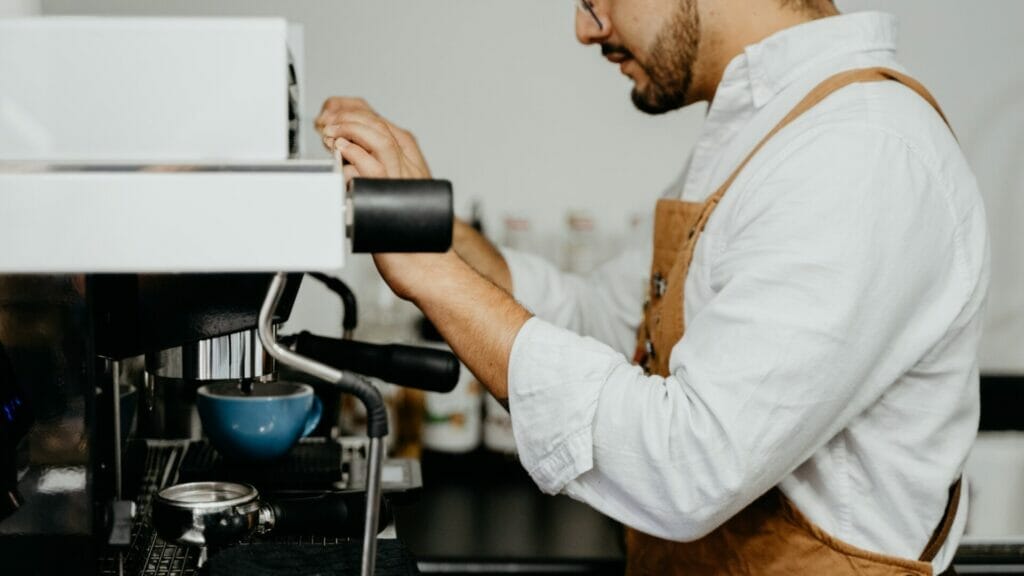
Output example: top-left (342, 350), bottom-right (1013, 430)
top-left (503, 12), bottom-right (989, 571)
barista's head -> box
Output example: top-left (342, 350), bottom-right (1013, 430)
top-left (576, 0), bottom-right (837, 113)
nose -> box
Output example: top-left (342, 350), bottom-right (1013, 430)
top-left (575, 5), bottom-right (610, 45)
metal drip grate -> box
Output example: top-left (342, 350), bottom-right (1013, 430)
top-left (98, 441), bottom-right (202, 576)
top-left (135, 524), bottom-right (202, 576)
top-left (97, 440), bottom-right (371, 576)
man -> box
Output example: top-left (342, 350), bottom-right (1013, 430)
top-left (317, 0), bottom-right (988, 574)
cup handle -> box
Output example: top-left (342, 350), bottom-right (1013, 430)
top-left (303, 395), bottom-right (323, 438)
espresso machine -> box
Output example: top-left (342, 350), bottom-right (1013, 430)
top-left (0, 16), bottom-right (459, 576)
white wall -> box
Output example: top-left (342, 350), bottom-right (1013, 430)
top-left (40, 0), bottom-right (1024, 372)
top-left (0, 0), bottom-right (40, 17)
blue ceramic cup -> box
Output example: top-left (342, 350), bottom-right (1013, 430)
top-left (196, 381), bottom-right (322, 461)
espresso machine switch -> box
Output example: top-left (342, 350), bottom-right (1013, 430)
top-left (106, 500), bottom-right (136, 547)
top-left (348, 178), bottom-right (453, 253)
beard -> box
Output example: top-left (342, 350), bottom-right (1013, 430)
top-left (605, 0), bottom-right (701, 115)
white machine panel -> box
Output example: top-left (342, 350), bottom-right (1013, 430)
top-left (0, 17), bottom-right (292, 162)
top-left (0, 162), bottom-right (345, 272)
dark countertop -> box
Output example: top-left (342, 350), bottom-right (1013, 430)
top-left (393, 449), bottom-right (1024, 576)
top-left (394, 450), bottom-right (625, 575)
top-left (955, 542), bottom-right (1024, 574)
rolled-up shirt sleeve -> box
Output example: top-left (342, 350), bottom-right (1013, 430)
top-left (507, 317), bottom-right (627, 491)
top-left (506, 125), bottom-right (978, 541)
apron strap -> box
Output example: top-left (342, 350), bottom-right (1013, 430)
top-left (686, 67), bottom-right (955, 245)
top-left (919, 478), bottom-right (963, 563)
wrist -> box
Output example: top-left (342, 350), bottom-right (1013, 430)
top-left (405, 252), bottom-right (472, 308)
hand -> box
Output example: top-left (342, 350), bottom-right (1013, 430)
top-left (315, 97), bottom-right (431, 182)
top-left (315, 98), bottom-right (443, 302)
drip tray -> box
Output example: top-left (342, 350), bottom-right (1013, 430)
top-left (99, 439), bottom-right (422, 576)
top-left (177, 441), bottom-right (350, 492)
top-left (177, 440), bottom-right (422, 498)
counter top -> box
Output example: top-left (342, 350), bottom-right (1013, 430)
top-left (395, 451), bottom-right (1024, 576)
top-left (394, 450), bottom-right (625, 575)
top-left (956, 541), bottom-right (1024, 574)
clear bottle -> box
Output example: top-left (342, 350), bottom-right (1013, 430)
top-left (419, 341), bottom-right (482, 455)
top-left (563, 210), bottom-right (601, 274)
top-left (503, 215), bottom-right (535, 254)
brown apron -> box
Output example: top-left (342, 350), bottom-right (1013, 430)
top-left (629, 67), bottom-right (961, 576)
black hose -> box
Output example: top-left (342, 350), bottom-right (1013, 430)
top-left (338, 372), bottom-right (388, 439)
top-left (309, 273), bottom-right (358, 335)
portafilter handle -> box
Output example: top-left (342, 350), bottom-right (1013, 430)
top-left (264, 492), bottom-right (390, 538)
top-left (283, 332), bottom-right (460, 394)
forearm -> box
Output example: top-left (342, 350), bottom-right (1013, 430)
top-left (407, 252), bottom-right (531, 400)
top-left (452, 219), bottom-right (512, 293)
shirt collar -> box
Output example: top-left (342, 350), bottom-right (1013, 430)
top-left (733, 11), bottom-right (899, 109)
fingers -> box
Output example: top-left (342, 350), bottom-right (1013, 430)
top-left (316, 99), bottom-right (432, 176)
top-left (323, 119), bottom-right (402, 175)
top-left (322, 111), bottom-right (396, 179)
top-left (387, 123), bottom-right (429, 173)
top-left (327, 138), bottom-right (364, 185)
top-left (316, 97), bottom-right (376, 131)
top-left (333, 138), bottom-right (386, 178)
top-left (320, 96), bottom-right (375, 116)
top-left (322, 108), bottom-right (388, 133)
top-left (317, 99), bottom-right (431, 177)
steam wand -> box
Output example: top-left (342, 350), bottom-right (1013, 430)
top-left (258, 272), bottom-right (386, 576)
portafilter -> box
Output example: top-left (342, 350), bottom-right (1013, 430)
top-left (151, 481), bottom-right (371, 549)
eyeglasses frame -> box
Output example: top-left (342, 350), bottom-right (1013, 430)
top-left (579, 0), bottom-right (604, 30)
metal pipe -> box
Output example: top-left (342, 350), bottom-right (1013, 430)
top-left (258, 273), bottom-right (344, 385)
top-left (361, 437), bottom-right (384, 576)
top-left (111, 360), bottom-right (122, 500)
top-left (258, 272), bottom-right (385, 576)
